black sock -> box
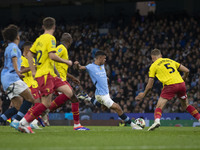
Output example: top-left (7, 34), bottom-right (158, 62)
top-left (0, 107), bottom-right (18, 122)
top-left (119, 113), bottom-right (131, 124)
top-left (14, 100), bottom-right (32, 121)
top-left (91, 98), bottom-right (101, 108)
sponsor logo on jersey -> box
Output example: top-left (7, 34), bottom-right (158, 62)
top-left (58, 48), bottom-right (62, 53)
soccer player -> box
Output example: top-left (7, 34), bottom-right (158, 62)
top-left (10, 41), bottom-right (42, 130)
top-left (18, 17), bottom-right (87, 133)
top-left (44, 33), bottom-right (89, 130)
top-left (74, 50), bottom-right (142, 130)
top-left (0, 25), bottom-right (35, 128)
top-left (136, 49), bottom-right (200, 131)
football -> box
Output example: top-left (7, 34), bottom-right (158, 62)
top-left (135, 118), bottom-right (145, 129)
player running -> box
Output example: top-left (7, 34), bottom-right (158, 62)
top-left (18, 17), bottom-right (87, 133)
top-left (136, 49), bottom-right (200, 131)
top-left (10, 41), bottom-right (43, 130)
top-left (43, 33), bottom-right (89, 130)
top-left (74, 50), bottom-right (142, 130)
top-left (0, 25), bottom-right (35, 130)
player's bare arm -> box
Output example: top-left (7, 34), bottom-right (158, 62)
top-left (54, 65), bottom-right (60, 77)
top-left (20, 66), bottom-right (30, 74)
top-left (179, 64), bottom-right (190, 81)
top-left (49, 52), bottom-right (72, 66)
top-left (27, 51), bottom-right (36, 78)
top-left (135, 78), bottom-right (154, 100)
top-left (74, 61), bottom-right (86, 70)
top-left (67, 73), bottom-right (80, 84)
top-left (12, 57), bottom-right (25, 78)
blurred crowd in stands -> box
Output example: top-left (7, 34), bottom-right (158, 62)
top-left (0, 12), bottom-right (200, 114)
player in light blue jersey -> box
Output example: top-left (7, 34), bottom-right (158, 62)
top-left (0, 25), bottom-right (35, 132)
top-left (74, 50), bottom-right (142, 130)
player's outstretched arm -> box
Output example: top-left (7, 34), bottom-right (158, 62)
top-left (27, 51), bottom-right (36, 78)
top-left (74, 61), bottom-right (86, 70)
top-left (135, 78), bottom-right (154, 100)
top-left (67, 73), bottom-right (80, 85)
top-left (49, 52), bottom-right (72, 66)
top-left (179, 64), bottom-right (189, 81)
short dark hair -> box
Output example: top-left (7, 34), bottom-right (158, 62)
top-left (2, 24), bottom-right (19, 42)
top-left (151, 49), bottom-right (161, 56)
top-left (61, 33), bottom-right (72, 43)
top-left (21, 41), bottom-right (32, 50)
top-left (43, 17), bottom-right (56, 30)
top-left (95, 50), bottom-right (106, 58)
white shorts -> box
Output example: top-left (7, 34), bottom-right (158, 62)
top-left (95, 94), bottom-right (114, 108)
top-left (6, 80), bottom-right (28, 100)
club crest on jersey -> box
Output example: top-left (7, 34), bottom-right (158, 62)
top-left (13, 48), bottom-right (17, 53)
top-left (52, 40), bottom-right (56, 45)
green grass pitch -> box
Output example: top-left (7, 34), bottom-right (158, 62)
top-left (0, 126), bottom-right (199, 150)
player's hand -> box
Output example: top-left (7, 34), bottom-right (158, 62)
top-left (32, 71), bottom-right (36, 79)
top-left (71, 77), bottom-right (80, 85)
top-left (135, 92), bottom-right (145, 101)
top-left (16, 71), bottom-right (25, 79)
top-left (74, 61), bottom-right (80, 70)
top-left (66, 60), bottom-right (73, 67)
top-left (182, 75), bottom-right (187, 81)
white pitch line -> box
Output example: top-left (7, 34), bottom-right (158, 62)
top-left (1, 145), bottom-right (200, 150)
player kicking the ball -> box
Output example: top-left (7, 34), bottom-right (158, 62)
top-left (136, 49), bottom-right (200, 131)
top-left (74, 50), bottom-right (142, 130)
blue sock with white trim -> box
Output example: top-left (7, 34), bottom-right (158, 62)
top-left (119, 113), bottom-right (132, 124)
top-left (14, 100), bottom-right (32, 121)
top-left (91, 98), bottom-right (101, 108)
top-left (0, 107), bottom-right (18, 122)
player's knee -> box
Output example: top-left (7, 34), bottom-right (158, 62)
top-left (111, 103), bottom-right (122, 113)
top-left (181, 103), bottom-right (188, 111)
top-left (42, 102), bottom-right (51, 108)
top-left (69, 94), bottom-right (78, 103)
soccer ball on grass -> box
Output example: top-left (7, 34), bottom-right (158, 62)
top-left (134, 118), bottom-right (145, 129)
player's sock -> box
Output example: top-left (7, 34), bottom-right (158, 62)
top-left (14, 100), bottom-right (32, 121)
top-left (154, 108), bottom-right (162, 120)
top-left (186, 105), bottom-right (200, 120)
top-left (91, 98), bottom-right (101, 108)
top-left (24, 103), bottom-right (47, 123)
top-left (119, 113), bottom-right (132, 124)
top-left (71, 102), bottom-right (80, 125)
top-left (49, 94), bottom-right (69, 111)
top-left (0, 107), bottom-right (18, 122)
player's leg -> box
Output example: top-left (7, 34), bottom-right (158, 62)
top-left (0, 80), bottom-right (30, 124)
top-left (55, 80), bottom-right (89, 130)
top-left (11, 98), bottom-right (42, 130)
top-left (49, 94), bottom-right (70, 111)
top-left (41, 93), bottom-right (70, 126)
top-left (148, 97), bottom-right (168, 131)
top-left (178, 82), bottom-right (200, 122)
top-left (0, 96), bottom-right (22, 124)
top-left (180, 98), bottom-right (200, 122)
top-left (78, 92), bottom-right (101, 108)
top-left (18, 95), bottom-right (50, 133)
top-left (96, 94), bottom-right (142, 130)
top-left (11, 86), bottom-right (43, 130)
top-left (18, 75), bottom-right (54, 133)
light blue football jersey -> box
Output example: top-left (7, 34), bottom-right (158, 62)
top-left (86, 63), bottom-right (109, 95)
top-left (1, 43), bottom-right (22, 91)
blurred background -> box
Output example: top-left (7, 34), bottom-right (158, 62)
top-left (0, 0), bottom-right (200, 127)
